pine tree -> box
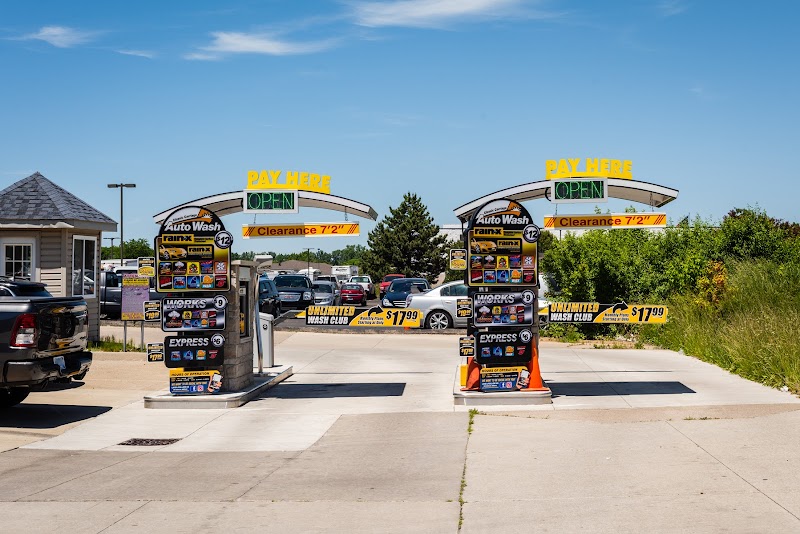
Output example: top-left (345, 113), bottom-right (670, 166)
top-left (362, 193), bottom-right (447, 284)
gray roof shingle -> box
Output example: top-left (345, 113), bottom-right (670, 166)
top-left (0, 172), bottom-right (116, 225)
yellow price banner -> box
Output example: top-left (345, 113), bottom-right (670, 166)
top-left (242, 222), bottom-right (359, 238)
top-left (305, 305), bottom-right (421, 327)
top-left (548, 302), bottom-right (668, 324)
top-left (544, 213), bottom-right (667, 230)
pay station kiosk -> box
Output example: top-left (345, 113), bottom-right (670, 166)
top-left (454, 199), bottom-right (552, 405)
top-left (144, 206), bottom-right (291, 408)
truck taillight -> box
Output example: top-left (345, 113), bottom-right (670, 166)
top-left (10, 313), bottom-right (38, 348)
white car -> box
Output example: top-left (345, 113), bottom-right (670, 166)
top-left (348, 275), bottom-right (374, 299)
top-left (405, 280), bottom-right (469, 329)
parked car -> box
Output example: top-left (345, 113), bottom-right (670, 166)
top-left (381, 277), bottom-right (431, 308)
top-left (273, 274), bottom-right (315, 310)
top-left (379, 273), bottom-right (405, 299)
top-left (0, 276), bottom-right (92, 408)
top-left (258, 276), bottom-right (282, 317)
top-left (348, 275), bottom-right (374, 299)
top-left (340, 283), bottom-right (367, 306)
top-left (316, 275), bottom-right (339, 285)
top-left (313, 281), bottom-right (340, 306)
top-left (405, 280), bottom-right (469, 329)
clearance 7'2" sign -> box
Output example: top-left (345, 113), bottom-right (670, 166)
top-left (242, 222), bottom-right (359, 238)
top-left (544, 213), bottom-right (667, 230)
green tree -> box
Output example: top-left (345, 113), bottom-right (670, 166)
top-left (362, 193), bottom-right (447, 284)
top-left (122, 238), bottom-right (154, 260)
top-left (331, 244), bottom-right (367, 266)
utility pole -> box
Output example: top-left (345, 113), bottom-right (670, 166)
top-left (107, 183), bottom-right (136, 264)
top-left (103, 237), bottom-right (118, 265)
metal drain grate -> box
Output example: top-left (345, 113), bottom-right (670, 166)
top-left (117, 438), bottom-right (182, 446)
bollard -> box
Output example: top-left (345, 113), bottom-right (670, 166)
top-left (254, 312), bottom-right (275, 374)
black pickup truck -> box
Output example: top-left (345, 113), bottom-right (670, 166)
top-left (0, 277), bottom-right (92, 408)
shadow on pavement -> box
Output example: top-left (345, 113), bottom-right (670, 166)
top-left (263, 382), bottom-right (406, 399)
top-left (549, 381), bottom-right (695, 397)
top-left (36, 380), bottom-right (86, 391)
top-left (0, 404), bottom-right (111, 429)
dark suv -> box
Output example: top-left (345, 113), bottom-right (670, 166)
top-left (273, 275), bottom-right (315, 310)
top-left (258, 276), bottom-right (282, 317)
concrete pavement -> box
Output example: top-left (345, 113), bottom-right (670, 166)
top-left (1, 332), bottom-right (799, 533)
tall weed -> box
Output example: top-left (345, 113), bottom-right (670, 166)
top-left (642, 261), bottom-right (800, 392)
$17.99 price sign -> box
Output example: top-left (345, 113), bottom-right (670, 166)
top-left (306, 306), bottom-right (421, 327)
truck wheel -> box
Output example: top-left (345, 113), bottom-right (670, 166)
top-left (0, 388), bottom-right (30, 408)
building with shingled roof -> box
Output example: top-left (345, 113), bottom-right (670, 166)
top-left (0, 172), bottom-right (117, 340)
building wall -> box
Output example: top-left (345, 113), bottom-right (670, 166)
top-left (40, 229), bottom-right (67, 296)
top-left (65, 229), bottom-right (102, 341)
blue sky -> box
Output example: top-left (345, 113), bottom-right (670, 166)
top-left (2, 1), bottom-right (798, 255)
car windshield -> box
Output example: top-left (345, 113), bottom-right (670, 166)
top-left (389, 279), bottom-right (428, 292)
top-left (274, 275), bottom-right (311, 288)
top-left (383, 274), bottom-right (403, 282)
top-left (4, 285), bottom-right (52, 297)
top-left (342, 284), bottom-right (362, 291)
top-left (313, 283), bottom-right (333, 293)
top-left (351, 276), bottom-right (369, 283)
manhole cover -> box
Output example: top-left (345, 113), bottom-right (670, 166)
top-left (117, 438), bottom-right (181, 446)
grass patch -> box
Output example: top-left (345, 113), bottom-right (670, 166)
top-left (88, 336), bottom-right (142, 352)
top-left (458, 409), bottom-right (481, 531)
top-left (467, 408), bottom-right (478, 434)
top-left (642, 260), bottom-right (800, 394)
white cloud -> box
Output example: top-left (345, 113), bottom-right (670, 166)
top-left (184, 52), bottom-right (220, 61)
top-left (657, 0), bottom-right (688, 17)
top-left (117, 49), bottom-right (156, 59)
top-left (199, 31), bottom-right (337, 56)
top-left (22, 25), bottom-right (98, 48)
top-left (351, 0), bottom-right (528, 28)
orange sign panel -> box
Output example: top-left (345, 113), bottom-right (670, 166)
top-left (543, 213), bottom-right (666, 229)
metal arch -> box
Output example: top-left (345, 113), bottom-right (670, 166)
top-left (452, 179), bottom-right (679, 222)
top-left (153, 190), bottom-right (378, 224)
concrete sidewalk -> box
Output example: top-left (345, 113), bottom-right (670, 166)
top-left (2, 333), bottom-right (799, 533)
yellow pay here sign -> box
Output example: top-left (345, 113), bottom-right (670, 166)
top-left (242, 222), bottom-right (360, 238)
top-left (544, 213), bottom-right (667, 230)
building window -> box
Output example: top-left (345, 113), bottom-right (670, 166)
top-left (72, 236), bottom-right (97, 298)
top-left (3, 243), bottom-right (33, 280)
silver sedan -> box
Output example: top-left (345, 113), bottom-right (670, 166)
top-left (405, 280), bottom-right (469, 329)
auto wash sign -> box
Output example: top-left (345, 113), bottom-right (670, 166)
top-left (467, 200), bottom-right (539, 288)
top-left (154, 206), bottom-right (232, 293)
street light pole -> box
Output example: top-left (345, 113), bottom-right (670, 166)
top-left (304, 248), bottom-right (319, 277)
top-left (107, 183), bottom-right (136, 265)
